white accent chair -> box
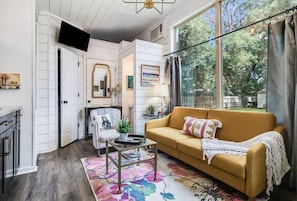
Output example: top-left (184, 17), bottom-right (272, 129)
top-left (89, 108), bottom-right (121, 156)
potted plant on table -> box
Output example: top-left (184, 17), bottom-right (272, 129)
top-left (115, 116), bottom-right (131, 140)
top-left (146, 105), bottom-right (156, 116)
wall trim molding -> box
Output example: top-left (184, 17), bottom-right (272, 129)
top-left (16, 166), bottom-right (38, 176)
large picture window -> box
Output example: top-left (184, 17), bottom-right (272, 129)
top-left (175, 0), bottom-right (297, 111)
top-left (176, 8), bottom-right (216, 108)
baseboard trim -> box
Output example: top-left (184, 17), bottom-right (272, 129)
top-left (16, 165), bottom-right (38, 175)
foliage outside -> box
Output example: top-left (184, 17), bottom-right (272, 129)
top-left (176, 0), bottom-right (297, 109)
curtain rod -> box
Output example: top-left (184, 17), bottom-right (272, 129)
top-left (164, 5), bottom-right (297, 57)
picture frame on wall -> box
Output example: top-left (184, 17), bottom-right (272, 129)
top-left (141, 64), bottom-right (160, 87)
top-left (127, 75), bottom-right (133, 89)
top-left (100, 80), bottom-right (104, 89)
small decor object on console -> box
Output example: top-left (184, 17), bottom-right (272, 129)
top-left (0, 73), bottom-right (20, 89)
top-left (146, 105), bottom-right (156, 115)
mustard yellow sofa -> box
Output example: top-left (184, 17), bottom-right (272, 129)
top-left (145, 106), bottom-right (285, 200)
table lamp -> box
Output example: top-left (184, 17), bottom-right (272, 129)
top-left (154, 84), bottom-right (169, 114)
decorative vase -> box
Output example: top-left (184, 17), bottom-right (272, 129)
top-left (119, 132), bottom-right (128, 141)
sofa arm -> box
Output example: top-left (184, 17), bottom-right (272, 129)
top-left (145, 114), bottom-right (171, 131)
top-left (273, 124), bottom-right (285, 136)
top-left (90, 121), bottom-right (100, 140)
top-left (246, 142), bottom-right (266, 198)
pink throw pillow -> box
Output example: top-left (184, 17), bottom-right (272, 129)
top-left (192, 119), bottom-right (222, 138)
top-left (182, 116), bottom-right (197, 135)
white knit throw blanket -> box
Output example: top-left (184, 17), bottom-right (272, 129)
top-left (201, 131), bottom-right (291, 195)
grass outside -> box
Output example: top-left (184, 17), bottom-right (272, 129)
top-left (229, 107), bottom-right (266, 113)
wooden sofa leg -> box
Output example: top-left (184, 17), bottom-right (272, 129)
top-left (248, 197), bottom-right (256, 201)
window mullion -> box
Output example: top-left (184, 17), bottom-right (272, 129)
top-left (215, 0), bottom-right (223, 109)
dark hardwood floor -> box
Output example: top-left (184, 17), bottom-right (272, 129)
top-left (7, 139), bottom-right (96, 201)
top-left (7, 139), bottom-right (297, 201)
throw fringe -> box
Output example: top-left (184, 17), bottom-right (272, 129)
top-left (201, 131), bottom-right (291, 195)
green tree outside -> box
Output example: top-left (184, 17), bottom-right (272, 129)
top-left (176, 0), bottom-right (297, 108)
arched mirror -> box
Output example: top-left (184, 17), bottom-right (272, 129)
top-left (92, 64), bottom-right (111, 98)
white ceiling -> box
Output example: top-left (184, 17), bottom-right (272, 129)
top-left (36, 0), bottom-right (186, 43)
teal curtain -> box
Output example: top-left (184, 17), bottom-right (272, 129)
top-left (267, 13), bottom-right (297, 191)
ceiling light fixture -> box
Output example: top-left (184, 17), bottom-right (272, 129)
top-left (123, 0), bottom-right (176, 14)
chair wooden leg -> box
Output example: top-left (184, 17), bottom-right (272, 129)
top-left (97, 149), bottom-right (102, 157)
top-left (248, 197), bottom-right (255, 201)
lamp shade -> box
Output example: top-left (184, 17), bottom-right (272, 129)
top-left (154, 85), bottom-right (169, 97)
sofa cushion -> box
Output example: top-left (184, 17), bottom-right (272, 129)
top-left (210, 154), bottom-right (246, 179)
top-left (98, 129), bottom-right (120, 142)
top-left (177, 137), bottom-right (204, 160)
top-left (146, 127), bottom-right (192, 149)
top-left (177, 138), bottom-right (246, 179)
top-left (207, 109), bottom-right (277, 141)
top-left (168, 107), bottom-right (208, 130)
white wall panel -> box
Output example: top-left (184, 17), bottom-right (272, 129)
top-left (38, 34), bottom-right (49, 44)
top-left (36, 108), bottom-right (48, 115)
top-left (36, 13), bottom-right (89, 151)
top-left (38, 61), bottom-right (48, 70)
top-left (37, 80), bottom-right (48, 88)
top-left (36, 13), bottom-right (56, 153)
top-left (38, 52), bottom-right (48, 61)
top-left (85, 39), bottom-right (119, 107)
top-left (119, 39), bottom-right (165, 135)
top-left (36, 125), bottom-right (49, 134)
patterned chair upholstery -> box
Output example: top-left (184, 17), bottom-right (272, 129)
top-left (89, 108), bottom-right (121, 156)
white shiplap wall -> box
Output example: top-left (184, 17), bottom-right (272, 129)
top-left (36, 14), bottom-right (56, 153)
top-left (134, 40), bottom-right (165, 134)
top-left (85, 39), bottom-right (120, 107)
top-left (119, 40), bottom-right (165, 135)
top-left (36, 12), bottom-right (86, 154)
top-left (36, 13), bottom-right (121, 153)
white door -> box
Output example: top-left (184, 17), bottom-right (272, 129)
top-left (60, 48), bottom-right (79, 147)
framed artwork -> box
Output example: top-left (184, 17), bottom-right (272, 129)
top-left (141, 64), bottom-right (160, 87)
top-left (0, 73), bottom-right (20, 89)
top-left (93, 85), bottom-right (99, 91)
top-left (100, 80), bottom-right (104, 89)
top-left (127, 75), bottom-right (133, 89)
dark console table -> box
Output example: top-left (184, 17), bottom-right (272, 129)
top-left (84, 105), bottom-right (122, 138)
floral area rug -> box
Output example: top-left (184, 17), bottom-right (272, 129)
top-left (81, 152), bottom-right (268, 201)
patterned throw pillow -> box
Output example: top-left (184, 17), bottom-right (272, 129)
top-left (94, 114), bottom-right (113, 131)
top-left (182, 116), bottom-right (197, 135)
top-left (192, 119), bottom-right (222, 138)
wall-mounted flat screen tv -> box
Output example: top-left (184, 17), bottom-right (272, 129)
top-left (58, 21), bottom-right (90, 52)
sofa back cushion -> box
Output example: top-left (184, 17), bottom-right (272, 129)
top-left (168, 107), bottom-right (208, 130)
top-left (207, 109), bottom-right (277, 141)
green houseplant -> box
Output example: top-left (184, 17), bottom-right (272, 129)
top-left (146, 105), bottom-right (156, 115)
top-left (115, 117), bottom-right (131, 140)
